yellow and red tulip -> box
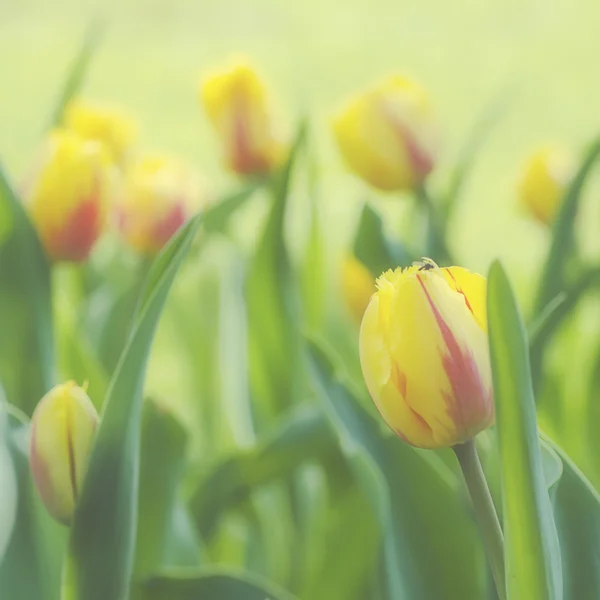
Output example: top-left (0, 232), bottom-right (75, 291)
top-left (24, 130), bottom-right (114, 262)
top-left (518, 145), bottom-right (574, 225)
top-left (359, 259), bottom-right (493, 449)
top-left (333, 75), bottom-right (436, 192)
top-left (200, 62), bottom-right (283, 176)
top-left (64, 99), bottom-right (136, 166)
top-left (341, 255), bottom-right (375, 322)
top-left (29, 382), bottom-right (99, 526)
top-left (116, 155), bottom-right (200, 255)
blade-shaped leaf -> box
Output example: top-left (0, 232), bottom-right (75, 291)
top-left (542, 438), bottom-right (600, 600)
top-left (134, 401), bottom-right (191, 578)
top-left (533, 137), bottom-right (600, 316)
top-left (487, 261), bottom-right (562, 599)
top-left (246, 123), bottom-right (306, 416)
top-left (62, 215), bottom-right (201, 600)
top-left (353, 202), bottom-right (413, 276)
top-left (49, 20), bottom-right (105, 128)
top-left (201, 183), bottom-right (259, 235)
top-left (133, 568), bottom-right (297, 600)
top-left (0, 165), bottom-right (54, 415)
top-left (0, 397), bottom-right (17, 563)
top-left (308, 340), bottom-right (486, 599)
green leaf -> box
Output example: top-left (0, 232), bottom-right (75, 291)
top-left (353, 202), bottom-right (413, 276)
top-left (201, 183), bottom-right (259, 235)
top-left (542, 438), bottom-right (600, 600)
top-left (49, 20), bottom-right (105, 128)
top-left (246, 123), bottom-right (306, 416)
top-left (533, 137), bottom-right (600, 316)
top-left (487, 261), bottom-right (562, 600)
top-left (0, 405), bottom-right (67, 600)
top-left (133, 568), bottom-right (297, 600)
top-left (0, 397), bottom-right (17, 563)
top-left (529, 266), bottom-right (600, 389)
top-left (62, 215), bottom-right (201, 600)
top-left (187, 405), bottom-right (339, 540)
top-left (307, 340), bottom-right (486, 599)
top-left (0, 165), bottom-right (54, 415)
top-left (134, 400), bottom-right (191, 578)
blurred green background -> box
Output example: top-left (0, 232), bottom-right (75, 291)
top-left (4, 0), bottom-right (600, 282)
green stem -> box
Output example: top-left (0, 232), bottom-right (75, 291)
top-left (453, 439), bottom-right (506, 600)
top-left (414, 183), bottom-right (453, 265)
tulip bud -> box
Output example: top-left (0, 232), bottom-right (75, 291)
top-left (64, 99), bottom-right (136, 165)
top-left (200, 62), bottom-right (283, 176)
top-left (116, 155), bottom-right (201, 255)
top-left (360, 259), bottom-right (493, 449)
top-left (333, 76), bottom-right (436, 192)
top-left (518, 145), bottom-right (574, 225)
top-left (24, 130), bottom-right (114, 262)
top-left (29, 382), bottom-right (99, 525)
top-left (342, 255), bottom-right (375, 322)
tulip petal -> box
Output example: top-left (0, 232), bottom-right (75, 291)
top-left (441, 266), bottom-right (487, 331)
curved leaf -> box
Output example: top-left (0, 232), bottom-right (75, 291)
top-left (533, 137), bottom-right (600, 316)
top-left (62, 216), bottom-right (201, 600)
top-left (487, 261), bottom-right (562, 599)
top-left (134, 568), bottom-right (296, 600)
top-left (0, 166), bottom-right (54, 415)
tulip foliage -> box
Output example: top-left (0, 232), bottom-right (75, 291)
top-left (3, 26), bottom-right (600, 600)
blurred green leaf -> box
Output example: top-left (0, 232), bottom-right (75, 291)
top-left (49, 20), bottom-right (105, 128)
top-left (0, 405), bottom-right (67, 600)
top-left (134, 568), bottom-right (296, 600)
top-left (62, 216), bottom-right (201, 600)
top-left (487, 261), bottom-right (562, 600)
top-left (201, 184), bottom-right (260, 235)
top-left (530, 266), bottom-right (600, 389)
top-left (533, 136), bottom-right (600, 316)
top-left (246, 123), bottom-right (306, 416)
top-left (0, 165), bottom-right (54, 415)
top-left (134, 400), bottom-right (192, 578)
top-left (0, 397), bottom-right (17, 563)
top-left (188, 405), bottom-right (339, 540)
top-left (308, 340), bottom-right (486, 599)
top-left (353, 202), bottom-right (413, 276)
top-left (542, 438), bottom-right (600, 600)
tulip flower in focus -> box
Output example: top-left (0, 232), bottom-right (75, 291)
top-left (64, 99), bottom-right (136, 165)
top-left (24, 130), bottom-right (114, 262)
top-left (360, 259), bottom-right (493, 449)
top-left (518, 145), bottom-right (575, 225)
top-left (333, 76), bottom-right (436, 192)
top-left (342, 255), bottom-right (375, 322)
top-left (117, 155), bottom-right (201, 255)
top-left (200, 62), bottom-right (284, 176)
top-left (29, 382), bottom-right (99, 525)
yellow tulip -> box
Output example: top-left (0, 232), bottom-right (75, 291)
top-left (25, 130), bottom-right (114, 262)
top-left (518, 145), bottom-right (574, 225)
top-left (360, 259), bottom-right (493, 449)
top-left (29, 382), bottom-right (99, 525)
top-left (116, 155), bottom-right (201, 255)
top-left (333, 76), bottom-right (435, 192)
top-left (64, 99), bottom-right (136, 165)
top-left (342, 255), bottom-right (375, 322)
top-left (200, 62), bottom-right (283, 176)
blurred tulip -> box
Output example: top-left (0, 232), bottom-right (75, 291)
top-left (117, 155), bottom-right (201, 255)
top-left (333, 75), bottom-right (436, 192)
top-left (200, 62), bottom-right (283, 176)
top-left (30, 381), bottom-right (99, 526)
top-left (342, 255), bottom-right (375, 322)
top-left (64, 99), bottom-right (136, 165)
top-left (360, 259), bottom-right (493, 449)
top-left (25, 130), bottom-right (114, 262)
top-left (518, 145), bottom-right (574, 225)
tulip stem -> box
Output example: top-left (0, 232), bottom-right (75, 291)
top-left (453, 439), bottom-right (506, 600)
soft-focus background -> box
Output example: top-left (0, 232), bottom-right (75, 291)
top-left (5, 0), bottom-right (600, 278)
